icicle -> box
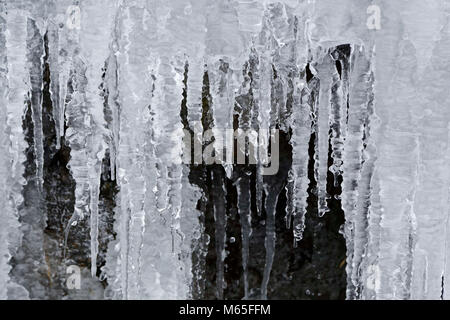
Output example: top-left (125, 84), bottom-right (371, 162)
top-left (105, 53), bottom-right (118, 182)
top-left (151, 55), bottom-right (185, 298)
top-left (252, 8), bottom-right (276, 216)
top-left (208, 59), bottom-right (238, 169)
top-left (256, 50), bottom-right (272, 215)
top-left (237, 176), bottom-right (251, 298)
top-left (261, 185), bottom-right (280, 299)
top-left (26, 19), bottom-right (45, 189)
top-left (328, 49), bottom-right (346, 184)
top-left (348, 48), bottom-right (377, 299)
top-left (115, 0), bottom-right (190, 299)
top-left (36, 0), bottom-right (62, 151)
top-left (246, 50), bottom-right (263, 216)
top-left (206, 0), bottom-right (244, 173)
top-left (314, 51), bottom-right (333, 217)
top-left (50, 0), bottom-right (82, 147)
top-left (5, 6), bottom-right (29, 186)
top-left (265, 1), bottom-right (296, 131)
top-left (2, 3), bottom-right (29, 299)
top-left (63, 0), bottom-right (115, 277)
top-left (282, 8), bottom-right (310, 243)
top-left (187, 58), bottom-right (205, 126)
top-left (314, 50), bottom-right (333, 216)
top-left (46, 20), bottom-right (60, 148)
top-left (286, 76), bottom-right (311, 245)
top-left (109, 0), bottom-right (154, 299)
top-left (341, 45), bottom-right (372, 298)
top-left (233, 51), bottom-right (255, 298)
top-left (199, 1), bottom-right (247, 297)
top-left (185, 0), bottom-right (207, 129)
top-left (101, 23), bottom-right (121, 296)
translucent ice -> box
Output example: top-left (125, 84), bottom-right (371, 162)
top-left (1, 0), bottom-right (450, 301)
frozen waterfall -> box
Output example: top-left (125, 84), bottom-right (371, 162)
top-left (0, 0), bottom-right (449, 300)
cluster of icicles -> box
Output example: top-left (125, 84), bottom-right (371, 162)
top-left (1, 0), bottom-right (450, 300)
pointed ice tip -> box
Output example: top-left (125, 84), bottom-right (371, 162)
top-left (91, 265), bottom-right (97, 278)
top-left (318, 208), bottom-right (328, 217)
top-left (285, 216), bottom-right (291, 229)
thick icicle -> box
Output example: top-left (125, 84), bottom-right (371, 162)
top-left (284, 8), bottom-right (310, 243)
top-left (46, 17), bottom-right (61, 148)
top-left (314, 51), bottom-right (333, 217)
top-left (151, 0), bottom-right (188, 297)
top-left (286, 76), bottom-right (311, 244)
top-left (26, 18), bottom-right (45, 189)
top-left (82, 2), bottom-right (116, 278)
top-left (255, 48), bottom-right (272, 216)
top-left (340, 45), bottom-right (372, 298)
top-left (205, 0), bottom-right (244, 298)
top-left (206, 0), bottom-right (244, 168)
top-left (64, 0), bottom-right (115, 278)
top-left (185, 0), bottom-right (207, 129)
top-left (328, 48), bottom-right (346, 185)
top-left (52, 0), bottom-right (80, 147)
top-left (108, 0), bottom-right (155, 298)
top-left (1, 3), bottom-right (29, 299)
top-left (341, 45), bottom-right (377, 299)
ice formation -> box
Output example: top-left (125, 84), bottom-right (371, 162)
top-left (0, 0), bottom-right (450, 300)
